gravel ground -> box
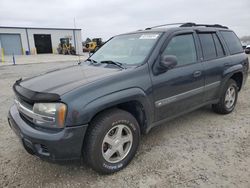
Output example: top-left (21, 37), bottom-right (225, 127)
top-left (0, 59), bottom-right (250, 188)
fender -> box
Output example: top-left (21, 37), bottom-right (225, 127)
top-left (76, 87), bottom-right (153, 129)
top-left (219, 64), bottom-right (243, 95)
top-left (223, 64), bottom-right (243, 78)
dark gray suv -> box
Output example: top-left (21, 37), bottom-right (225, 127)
top-left (8, 23), bottom-right (249, 174)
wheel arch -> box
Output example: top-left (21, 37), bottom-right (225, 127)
top-left (221, 64), bottom-right (244, 94)
top-left (230, 72), bottom-right (243, 91)
top-left (80, 88), bottom-right (153, 134)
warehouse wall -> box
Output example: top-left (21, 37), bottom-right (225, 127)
top-left (27, 29), bottom-right (83, 55)
top-left (0, 27), bottom-right (83, 55)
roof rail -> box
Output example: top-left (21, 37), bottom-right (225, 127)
top-left (144, 22), bottom-right (229, 30)
top-left (180, 22), bottom-right (228, 29)
top-left (145, 23), bottom-right (186, 30)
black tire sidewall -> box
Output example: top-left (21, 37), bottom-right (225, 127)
top-left (91, 112), bottom-right (140, 173)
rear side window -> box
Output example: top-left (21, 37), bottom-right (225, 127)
top-left (221, 31), bottom-right (243, 54)
top-left (198, 33), bottom-right (217, 60)
top-left (163, 34), bottom-right (197, 66)
top-left (212, 33), bottom-right (225, 57)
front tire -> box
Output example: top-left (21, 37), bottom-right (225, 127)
top-left (83, 109), bottom-right (140, 174)
top-left (212, 79), bottom-right (238, 114)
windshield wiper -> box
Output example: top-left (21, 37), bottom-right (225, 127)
top-left (78, 58), bottom-right (98, 65)
top-left (85, 58), bottom-right (98, 64)
top-left (100, 60), bottom-right (126, 69)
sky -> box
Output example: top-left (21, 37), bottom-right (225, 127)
top-left (0, 0), bottom-right (249, 41)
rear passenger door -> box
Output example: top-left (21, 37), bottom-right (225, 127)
top-left (197, 32), bottom-right (228, 101)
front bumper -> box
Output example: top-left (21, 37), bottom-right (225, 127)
top-left (8, 105), bottom-right (88, 161)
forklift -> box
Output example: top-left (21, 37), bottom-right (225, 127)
top-left (57, 38), bottom-right (76, 55)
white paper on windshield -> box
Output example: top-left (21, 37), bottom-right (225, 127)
top-left (139, 34), bottom-right (159, 39)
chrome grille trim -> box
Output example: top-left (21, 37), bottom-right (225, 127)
top-left (15, 99), bottom-right (55, 123)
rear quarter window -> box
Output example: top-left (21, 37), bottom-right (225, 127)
top-left (220, 31), bottom-right (243, 54)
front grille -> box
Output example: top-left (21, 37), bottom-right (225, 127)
top-left (15, 93), bottom-right (34, 106)
top-left (20, 112), bottom-right (33, 124)
top-left (16, 95), bottom-right (33, 109)
top-left (15, 97), bottom-right (34, 125)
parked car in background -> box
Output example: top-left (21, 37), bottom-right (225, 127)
top-left (245, 45), bottom-right (250, 54)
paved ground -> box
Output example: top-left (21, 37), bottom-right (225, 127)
top-left (0, 57), bottom-right (250, 188)
top-left (0, 54), bottom-right (88, 66)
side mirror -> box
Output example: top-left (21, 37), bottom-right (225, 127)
top-left (157, 55), bottom-right (177, 73)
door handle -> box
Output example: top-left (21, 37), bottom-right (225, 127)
top-left (193, 70), bottom-right (202, 78)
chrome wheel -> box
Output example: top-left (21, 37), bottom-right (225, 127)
top-left (225, 86), bottom-right (236, 109)
top-left (102, 124), bottom-right (133, 163)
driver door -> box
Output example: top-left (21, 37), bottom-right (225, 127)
top-left (151, 32), bottom-right (205, 122)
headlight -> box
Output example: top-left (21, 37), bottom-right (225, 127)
top-left (33, 103), bottom-right (67, 128)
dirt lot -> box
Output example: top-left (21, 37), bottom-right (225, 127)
top-left (0, 59), bottom-right (250, 188)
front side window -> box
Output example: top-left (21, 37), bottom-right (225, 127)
top-left (162, 34), bottom-right (197, 66)
top-left (91, 33), bottom-right (161, 65)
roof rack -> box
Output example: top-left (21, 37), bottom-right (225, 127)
top-left (145, 23), bottom-right (185, 30)
top-left (180, 22), bottom-right (228, 29)
top-left (145, 22), bottom-right (228, 30)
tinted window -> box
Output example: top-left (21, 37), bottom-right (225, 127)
top-left (212, 33), bottom-right (225, 57)
top-left (199, 33), bottom-right (217, 60)
top-left (221, 31), bottom-right (243, 54)
top-left (163, 34), bottom-right (197, 66)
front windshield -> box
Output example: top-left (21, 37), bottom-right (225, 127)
top-left (90, 33), bottom-right (161, 65)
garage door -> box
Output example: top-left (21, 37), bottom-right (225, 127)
top-left (0, 34), bottom-right (22, 55)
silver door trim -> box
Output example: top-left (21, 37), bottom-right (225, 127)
top-left (155, 81), bottom-right (221, 108)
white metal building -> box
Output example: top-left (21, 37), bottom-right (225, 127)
top-left (0, 26), bottom-right (83, 55)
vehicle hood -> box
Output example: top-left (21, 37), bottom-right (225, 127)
top-left (20, 64), bottom-right (121, 95)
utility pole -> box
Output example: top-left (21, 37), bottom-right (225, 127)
top-left (74, 17), bottom-right (81, 64)
top-left (74, 17), bottom-right (76, 29)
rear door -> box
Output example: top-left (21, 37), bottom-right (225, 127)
top-left (151, 31), bottom-right (205, 122)
top-left (197, 32), bottom-right (229, 101)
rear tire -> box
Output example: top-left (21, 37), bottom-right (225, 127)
top-left (83, 109), bottom-right (140, 174)
top-left (212, 79), bottom-right (238, 114)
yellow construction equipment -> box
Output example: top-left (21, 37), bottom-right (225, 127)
top-left (85, 38), bottom-right (103, 53)
top-left (57, 38), bottom-right (76, 55)
top-left (0, 48), bottom-right (4, 63)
